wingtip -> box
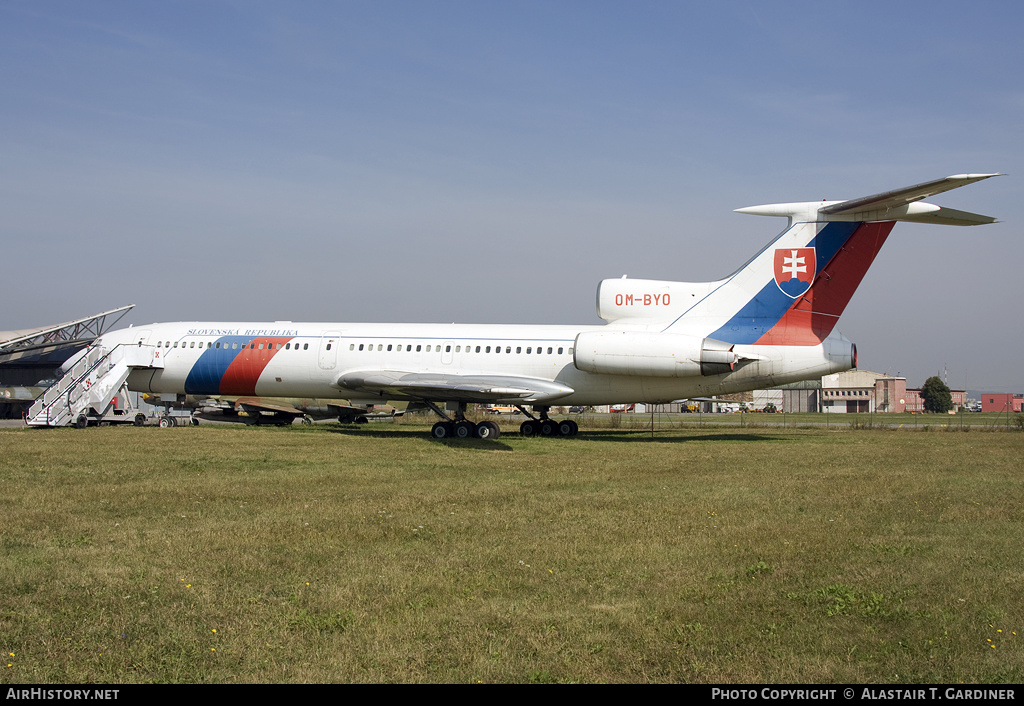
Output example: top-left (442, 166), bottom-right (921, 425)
top-left (947, 173), bottom-right (1003, 180)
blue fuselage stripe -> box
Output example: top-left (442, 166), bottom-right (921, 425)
top-left (184, 336), bottom-right (254, 395)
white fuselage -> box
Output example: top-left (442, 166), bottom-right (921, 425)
top-left (102, 320), bottom-right (853, 406)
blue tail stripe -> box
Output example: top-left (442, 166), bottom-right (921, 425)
top-left (708, 222), bottom-right (861, 344)
top-left (708, 281), bottom-right (793, 344)
top-left (809, 222), bottom-right (859, 273)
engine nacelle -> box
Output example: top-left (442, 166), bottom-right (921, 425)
top-left (573, 330), bottom-right (738, 377)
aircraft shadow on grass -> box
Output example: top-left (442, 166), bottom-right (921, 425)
top-left (325, 425), bottom-right (516, 450)
top-left (324, 425), bottom-right (780, 447)
top-left (575, 429), bottom-right (784, 444)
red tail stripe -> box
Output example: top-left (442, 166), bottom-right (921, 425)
top-left (755, 221), bottom-right (895, 345)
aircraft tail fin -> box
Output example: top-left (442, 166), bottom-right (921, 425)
top-left (662, 173), bottom-right (1000, 345)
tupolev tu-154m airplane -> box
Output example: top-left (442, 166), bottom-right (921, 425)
top-left (31, 174), bottom-right (998, 439)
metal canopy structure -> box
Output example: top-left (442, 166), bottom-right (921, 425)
top-left (0, 305), bottom-right (134, 362)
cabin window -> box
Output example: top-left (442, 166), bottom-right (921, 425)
top-left (232, 343), bottom-right (238, 349)
top-left (558, 347), bottom-right (563, 354)
top-left (416, 345), bottom-right (422, 352)
top-left (475, 346), bottom-right (481, 353)
top-left (485, 346), bottom-right (491, 353)
top-left (505, 346), bottom-right (511, 354)
top-left (447, 345), bottom-right (452, 353)
top-left (190, 342), bottom-right (195, 349)
top-left (325, 343), bottom-right (332, 350)
top-left (426, 345), bottom-right (432, 352)
top-left (303, 343), bottom-right (308, 350)
top-left (454, 345), bottom-right (459, 352)
top-left (387, 344), bottom-right (392, 351)
top-left (526, 347), bottom-right (532, 354)
top-left (258, 343), bottom-right (264, 350)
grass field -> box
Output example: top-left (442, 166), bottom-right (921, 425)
top-left (1, 420), bottom-right (1022, 683)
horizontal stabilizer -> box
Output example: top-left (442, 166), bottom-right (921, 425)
top-left (893, 205), bottom-right (997, 226)
top-left (736, 173), bottom-right (1000, 225)
top-left (820, 173), bottom-right (1000, 216)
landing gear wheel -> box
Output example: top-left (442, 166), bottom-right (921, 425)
top-left (558, 419), bottom-right (578, 437)
top-left (301, 417), bottom-right (313, 426)
top-left (431, 421), bottom-right (454, 439)
top-left (355, 416), bottom-right (368, 424)
top-left (134, 413), bottom-right (147, 427)
top-left (520, 419), bottom-right (538, 437)
top-left (159, 416), bottom-right (173, 428)
top-left (190, 417), bottom-right (200, 426)
top-left (539, 419), bottom-right (559, 437)
top-left (75, 415), bottom-right (88, 429)
top-left (475, 420), bottom-right (501, 439)
top-left (454, 420), bottom-right (477, 439)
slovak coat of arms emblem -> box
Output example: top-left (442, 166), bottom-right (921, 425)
top-left (773, 247), bottom-right (815, 298)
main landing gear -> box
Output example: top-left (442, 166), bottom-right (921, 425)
top-left (517, 405), bottom-right (578, 437)
top-left (424, 402), bottom-right (577, 440)
top-left (423, 400), bottom-right (501, 440)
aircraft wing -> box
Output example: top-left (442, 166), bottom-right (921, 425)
top-left (819, 173), bottom-right (1000, 224)
top-left (231, 396), bottom-right (395, 419)
top-left (337, 370), bottom-right (574, 404)
top-left (233, 397), bottom-right (306, 415)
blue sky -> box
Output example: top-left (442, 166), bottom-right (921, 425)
top-left (2, 1), bottom-right (1021, 390)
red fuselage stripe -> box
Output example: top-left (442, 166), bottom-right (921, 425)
top-left (219, 337), bottom-right (295, 395)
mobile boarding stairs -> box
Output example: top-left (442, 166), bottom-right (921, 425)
top-left (26, 343), bottom-right (161, 428)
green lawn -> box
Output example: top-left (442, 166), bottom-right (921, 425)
top-left (1, 422), bottom-right (1021, 683)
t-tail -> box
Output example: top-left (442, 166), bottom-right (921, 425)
top-left (593, 173), bottom-right (999, 345)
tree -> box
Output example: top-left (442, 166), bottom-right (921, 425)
top-left (920, 376), bottom-right (953, 413)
